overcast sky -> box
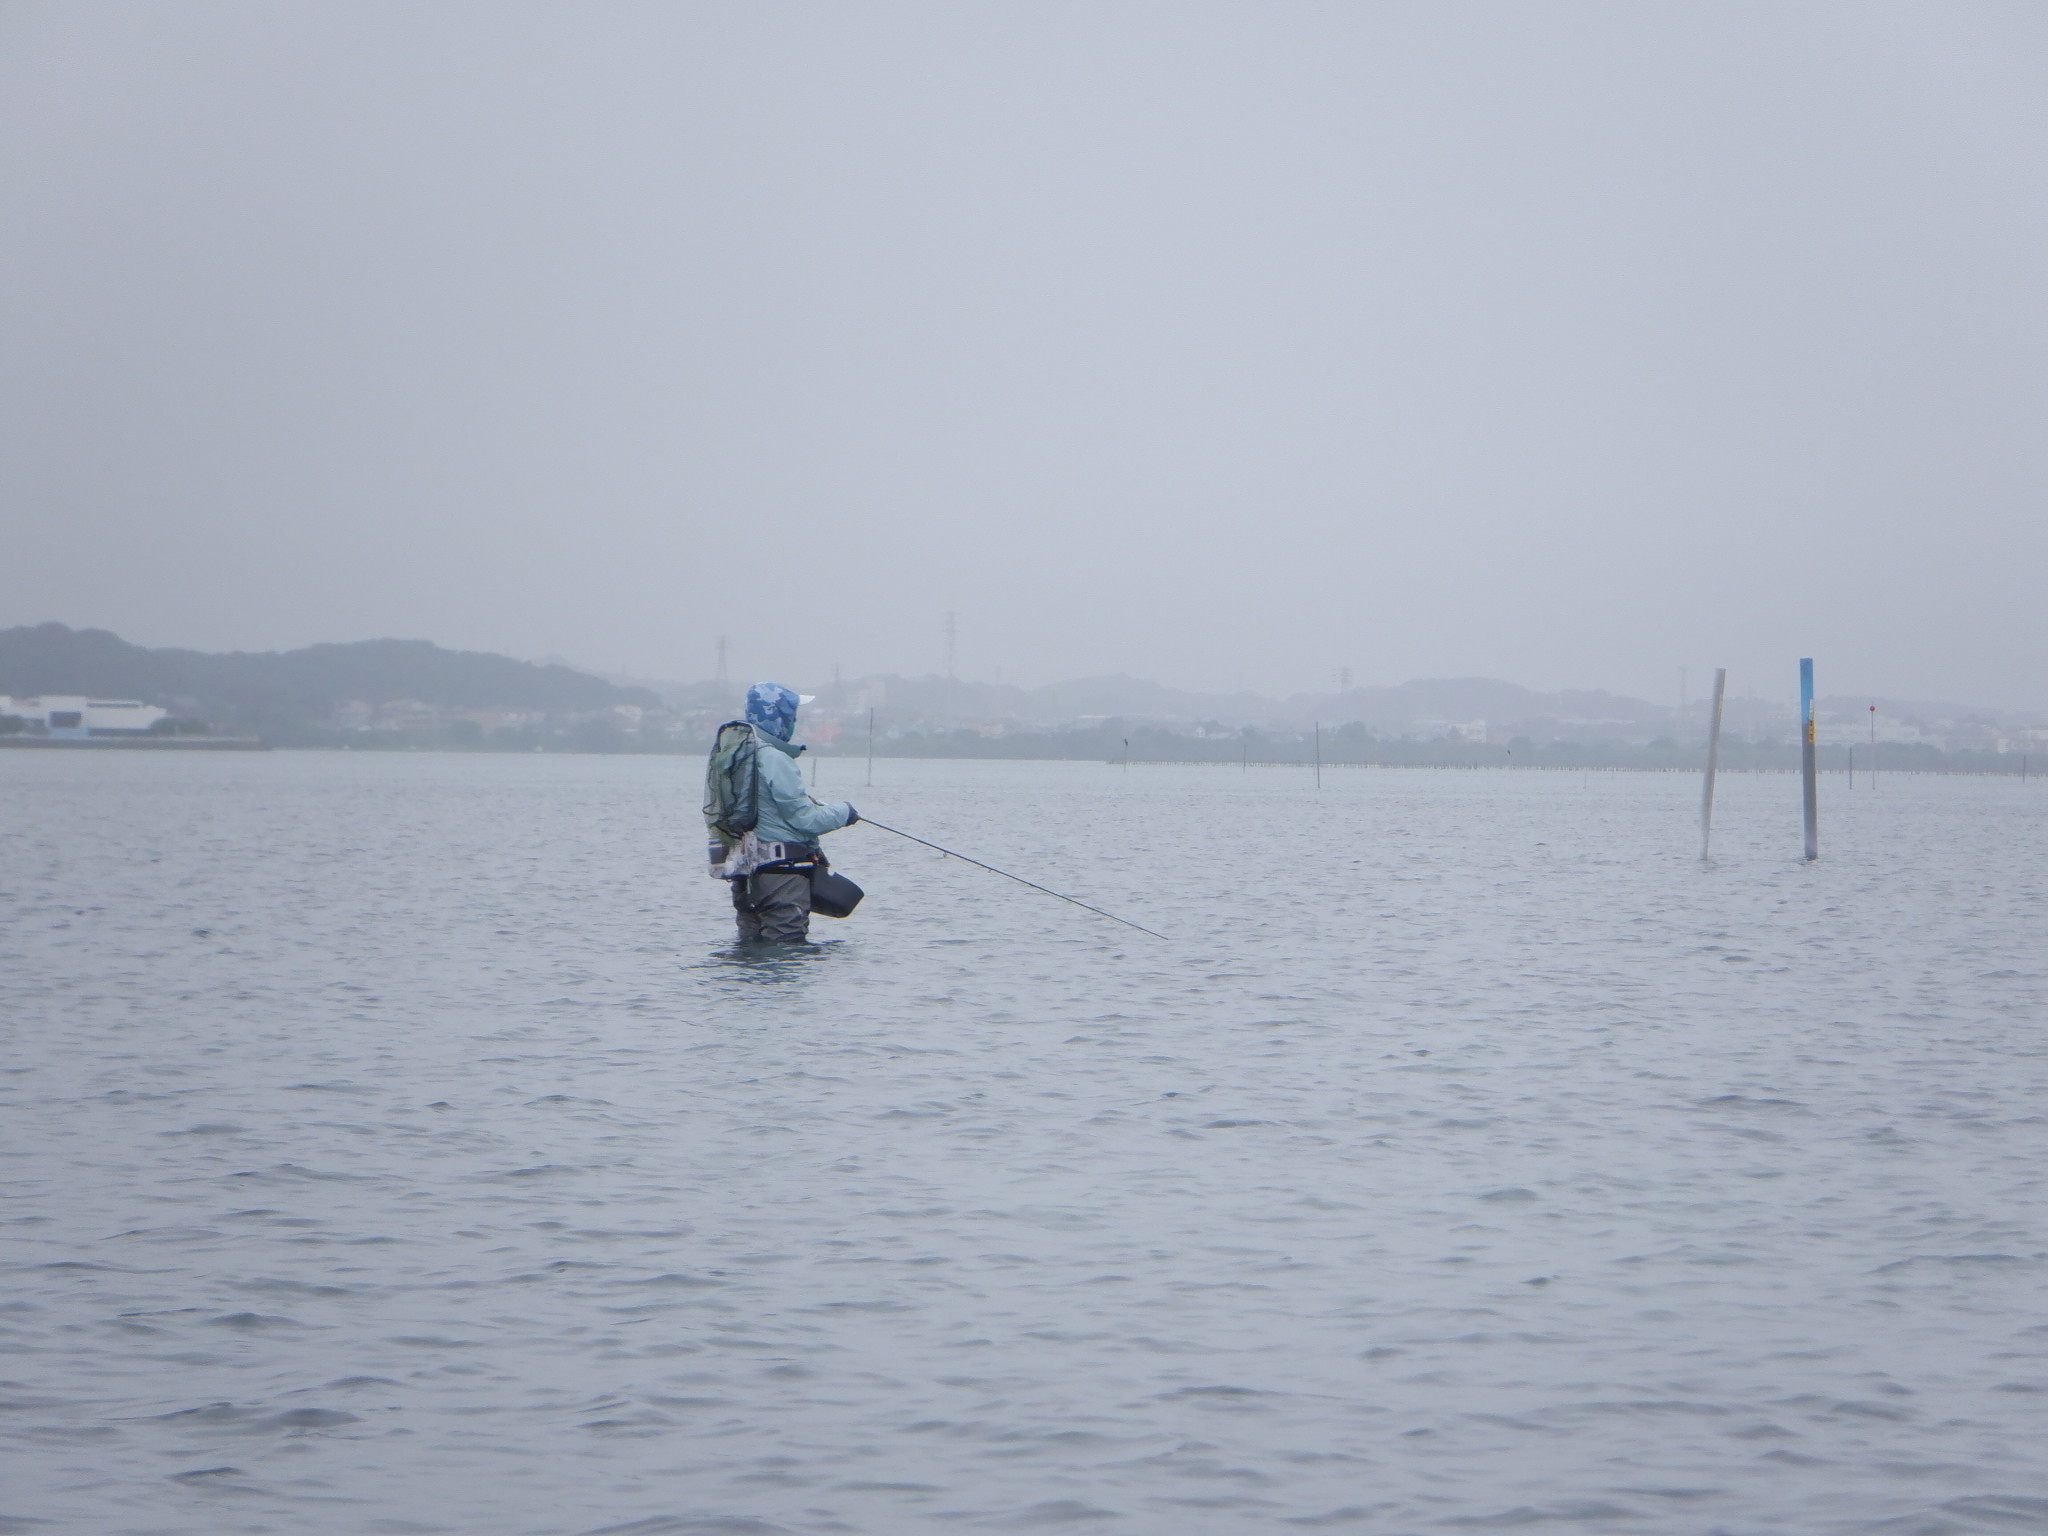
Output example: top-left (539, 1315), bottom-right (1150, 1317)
top-left (3, 2), bottom-right (2043, 707)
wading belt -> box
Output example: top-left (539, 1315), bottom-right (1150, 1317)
top-left (753, 841), bottom-right (822, 872)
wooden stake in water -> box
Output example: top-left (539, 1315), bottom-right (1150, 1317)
top-left (1314, 722), bottom-right (1322, 788)
top-left (1700, 667), bottom-right (1726, 860)
top-left (1800, 658), bottom-right (1819, 862)
top-left (866, 707), bottom-right (875, 788)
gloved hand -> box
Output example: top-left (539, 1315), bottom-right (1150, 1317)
top-left (843, 804), bottom-right (860, 826)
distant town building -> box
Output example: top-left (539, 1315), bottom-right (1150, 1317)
top-left (1407, 718), bottom-right (1488, 742)
top-left (1819, 716), bottom-right (1922, 747)
top-left (0, 695), bottom-right (169, 737)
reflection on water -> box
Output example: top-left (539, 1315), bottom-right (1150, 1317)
top-left (693, 938), bottom-right (846, 987)
top-left (3, 752), bottom-right (2046, 1535)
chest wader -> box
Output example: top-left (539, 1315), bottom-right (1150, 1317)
top-left (731, 849), bottom-right (862, 942)
top-left (730, 869), bottom-right (813, 943)
top-left (729, 845), bottom-right (818, 943)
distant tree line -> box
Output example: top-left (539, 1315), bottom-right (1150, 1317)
top-left (4, 624), bottom-right (2035, 772)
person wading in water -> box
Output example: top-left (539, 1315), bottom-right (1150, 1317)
top-left (704, 681), bottom-right (858, 943)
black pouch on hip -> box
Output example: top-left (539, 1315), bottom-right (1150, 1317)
top-left (810, 866), bottom-right (864, 919)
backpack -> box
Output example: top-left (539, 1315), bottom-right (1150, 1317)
top-left (702, 721), bottom-right (761, 839)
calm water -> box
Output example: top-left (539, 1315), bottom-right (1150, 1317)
top-left (4, 752), bottom-right (2046, 1535)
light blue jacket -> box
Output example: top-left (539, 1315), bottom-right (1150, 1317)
top-left (751, 731), bottom-right (853, 846)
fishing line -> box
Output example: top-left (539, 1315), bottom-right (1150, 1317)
top-left (858, 818), bottom-right (1169, 941)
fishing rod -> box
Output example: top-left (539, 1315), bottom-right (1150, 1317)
top-left (858, 818), bottom-right (1169, 941)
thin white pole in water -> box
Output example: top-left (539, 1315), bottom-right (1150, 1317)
top-left (1800, 658), bottom-right (1819, 862)
top-left (1847, 743), bottom-right (1854, 791)
top-left (1870, 703), bottom-right (1878, 792)
top-left (866, 707), bottom-right (875, 788)
top-left (1700, 667), bottom-right (1727, 860)
top-left (1314, 722), bottom-right (1322, 788)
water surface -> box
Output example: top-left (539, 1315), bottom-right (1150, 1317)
top-left (4, 754), bottom-right (2046, 1534)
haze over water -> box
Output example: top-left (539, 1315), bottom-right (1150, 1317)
top-left (5, 752), bottom-right (2046, 1534)
top-left (5, 5), bottom-right (2046, 706)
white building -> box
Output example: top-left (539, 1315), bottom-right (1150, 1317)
top-left (0, 695), bottom-right (170, 737)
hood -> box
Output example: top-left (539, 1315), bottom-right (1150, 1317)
top-left (745, 681), bottom-right (801, 742)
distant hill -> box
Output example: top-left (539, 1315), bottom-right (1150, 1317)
top-left (0, 623), bottom-right (659, 739)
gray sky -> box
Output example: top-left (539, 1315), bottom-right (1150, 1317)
top-left (4, 2), bottom-right (2044, 707)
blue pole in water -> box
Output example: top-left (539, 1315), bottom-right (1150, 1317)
top-left (1800, 658), bottom-right (1818, 862)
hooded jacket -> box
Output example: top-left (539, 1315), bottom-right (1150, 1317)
top-left (743, 682), bottom-right (854, 847)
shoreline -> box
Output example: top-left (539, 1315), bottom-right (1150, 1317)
top-left (0, 735), bottom-right (269, 751)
